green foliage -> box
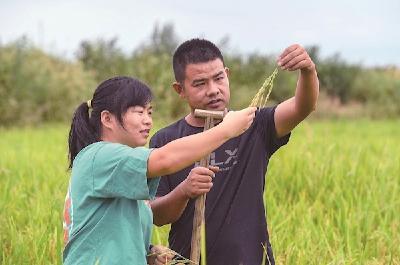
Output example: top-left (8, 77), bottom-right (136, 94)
top-left (145, 23), bottom-right (180, 55)
top-left (267, 120), bottom-right (400, 264)
top-left (0, 38), bottom-right (96, 126)
top-left (318, 54), bottom-right (361, 104)
top-left (1, 24), bottom-right (399, 125)
top-left (75, 23), bottom-right (187, 120)
top-left (352, 68), bottom-right (400, 117)
top-left (0, 124), bottom-right (68, 264)
top-left (128, 23), bottom-right (187, 119)
top-left (130, 50), bottom-right (189, 119)
top-left (76, 37), bottom-right (131, 82)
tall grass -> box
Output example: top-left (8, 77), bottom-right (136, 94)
top-left (1, 120), bottom-right (399, 264)
top-left (267, 120), bottom-right (400, 264)
top-left (0, 124), bottom-right (68, 265)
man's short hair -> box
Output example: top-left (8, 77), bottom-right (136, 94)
top-left (173, 38), bottom-right (224, 83)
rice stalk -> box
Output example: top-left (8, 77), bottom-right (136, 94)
top-left (200, 223), bottom-right (207, 265)
top-left (249, 68), bottom-right (279, 108)
top-left (147, 248), bottom-right (196, 265)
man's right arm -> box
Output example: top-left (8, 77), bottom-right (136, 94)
top-left (150, 166), bottom-right (216, 226)
top-left (150, 185), bottom-right (190, 226)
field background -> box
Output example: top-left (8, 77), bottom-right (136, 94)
top-left (1, 119), bottom-right (399, 265)
top-left (2, 0), bottom-right (400, 263)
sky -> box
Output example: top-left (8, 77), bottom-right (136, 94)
top-left (1, 0), bottom-right (399, 67)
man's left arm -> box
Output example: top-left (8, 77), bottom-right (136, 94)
top-left (274, 44), bottom-right (319, 138)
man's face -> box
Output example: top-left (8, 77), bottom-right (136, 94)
top-left (177, 58), bottom-right (230, 111)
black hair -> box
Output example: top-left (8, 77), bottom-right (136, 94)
top-left (172, 38), bottom-right (224, 83)
top-left (68, 76), bottom-right (152, 168)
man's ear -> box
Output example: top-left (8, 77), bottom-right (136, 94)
top-left (100, 110), bottom-right (115, 130)
top-left (225, 67), bottom-right (230, 78)
top-left (172, 82), bottom-right (185, 99)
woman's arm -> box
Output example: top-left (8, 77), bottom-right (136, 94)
top-left (147, 107), bottom-right (256, 178)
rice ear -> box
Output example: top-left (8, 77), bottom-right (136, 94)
top-left (249, 68), bottom-right (279, 108)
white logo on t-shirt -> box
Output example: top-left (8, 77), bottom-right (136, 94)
top-left (195, 148), bottom-right (238, 172)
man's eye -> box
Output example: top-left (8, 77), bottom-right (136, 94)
top-left (194, 83), bottom-right (205, 87)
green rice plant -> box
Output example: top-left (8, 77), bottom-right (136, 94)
top-left (249, 68), bottom-right (279, 108)
top-left (1, 120), bottom-right (399, 264)
top-left (200, 223), bottom-right (206, 265)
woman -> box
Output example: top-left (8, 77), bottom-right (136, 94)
top-left (62, 76), bottom-right (256, 265)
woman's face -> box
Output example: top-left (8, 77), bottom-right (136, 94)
top-left (115, 104), bottom-right (153, 148)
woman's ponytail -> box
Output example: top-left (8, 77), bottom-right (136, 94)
top-left (68, 102), bottom-right (98, 168)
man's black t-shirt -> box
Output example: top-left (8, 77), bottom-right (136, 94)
top-left (150, 107), bottom-right (290, 265)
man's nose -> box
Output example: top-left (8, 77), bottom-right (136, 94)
top-left (206, 81), bottom-right (220, 96)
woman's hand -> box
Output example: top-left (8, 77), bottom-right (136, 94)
top-left (219, 107), bottom-right (257, 138)
top-left (147, 245), bottom-right (175, 265)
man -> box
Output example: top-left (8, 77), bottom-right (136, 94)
top-left (150, 38), bottom-right (319, 265)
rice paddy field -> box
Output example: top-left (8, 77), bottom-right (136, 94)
top-left (1, 119), bottom-right (399, 265)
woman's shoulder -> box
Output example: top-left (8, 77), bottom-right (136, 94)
top-left (93, 142), bottom-right (151, 163)
top-left (97, 142), bottom-right (150, 156)
top-left (74, 141), bottom-right (151, 166)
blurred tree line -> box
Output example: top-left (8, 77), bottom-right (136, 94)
top-left (1, 24), bottom-right (399, 126)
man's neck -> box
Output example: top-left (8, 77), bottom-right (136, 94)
top-left (185, 113), bottom-right (205, 127)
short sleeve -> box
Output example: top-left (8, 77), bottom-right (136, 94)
top-left (91, 143), bottom-right (158, 200)
top-left (257, 106), bottom-right (291, 157)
